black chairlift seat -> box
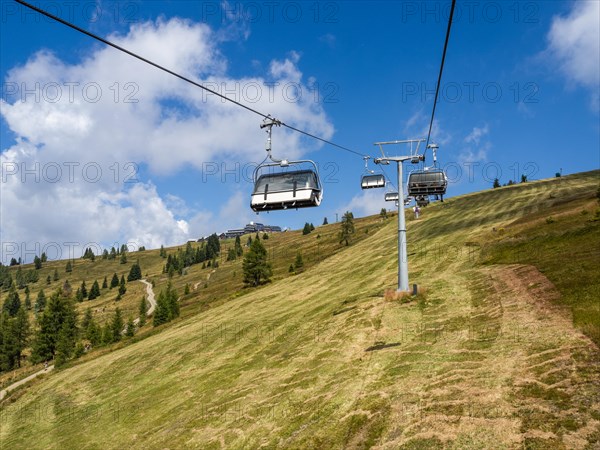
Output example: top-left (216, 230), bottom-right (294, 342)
top-left (251, 169), bottom-right (322, 212)
top-left (361, 174), bottom-right (386, 189)
top-left (407, 170), bottom-right (447, 196)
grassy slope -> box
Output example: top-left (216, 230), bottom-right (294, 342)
top-left (1, 171), bottom-right (599, 449)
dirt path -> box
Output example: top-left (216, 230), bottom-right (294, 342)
top-left (0, 365), bottom-right (54, 401)
top-left (138, 279), bottom-right (157, 316)
top-left (193, 270), bottom-right (216, 290)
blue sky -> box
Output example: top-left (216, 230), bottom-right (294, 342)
top-left (1, 0), bottom-right (599, 263)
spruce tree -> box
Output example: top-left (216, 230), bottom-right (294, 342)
top-left (493, 178), bottom-right (501, 188)
top-left (110, 273), bottom-right (119, 289)
top-left (80, 281), bottom-right (88, 298)
top-left (242, 238), bottom-right (272, 286)
top-left (88, 280), bottom-right (101, 300)
top-left (111, 308), bottom-right (123, 342)
top-left (138, 297), bottom-right (147, 327)
top-left (53, 268), bottom-right (59, 281)
top-left (65, 261), bottom-right (72, 273)
top-left (302, 223), bottom-right (312, 235)
top-left (339, 211), bottom-right (355, 246)
top-left (118, 276), bottom-right (127, 295)
top-left (46, 275), bottom-right (51, 285)
top-left (127, 262), bottom-right (142, 281)
top-left (102, 276), bottom-right (108, 289)
top-left (32, 292), bottom-right (77, 363)
top-left (12, 307), bottom-right (30, 368)
top-left (294, 252), bottom-right (304, 271)
top-left (34, 255), bottom-right (42, 270)
top-left (323, 217), bottom-right (328, 225)
top-left (3, 286), bottom-right (21, 317)
top-left (235, 235), bottom-right (243, 257)
top-left (120, 252), bottom-right (127, 264)
top-left (35, 290), bottom-right (47, 313)
top-left (41, 252), bottom-right (48, 262)
top-left (125, 317), bottom-right (135, 337)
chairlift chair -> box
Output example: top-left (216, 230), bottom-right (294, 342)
top-left (385, 191), bottom-right (399, 202)
top-left (407, 169), bottom-right (448, 197)
top-left (251, 163), bottom-right (322, 212)
top-left (360, 156), bottom-right (386, 189)
top-left (250, 117), bottom-right (323, 212)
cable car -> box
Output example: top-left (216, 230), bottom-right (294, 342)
top-left (361, 174), bottom-right (386, 189)
top-left (360, 156), bottom-right (386, 189)
top-left (407, 169), bottom-right (448, 197)
top-left (251, 164), bottom-right (322, 212)
top-left (385, 191), bottom-right (399, 202)
top-left (250, 117), bottom-right (322, 212)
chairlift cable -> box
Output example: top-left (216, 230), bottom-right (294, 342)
top-left (424, 0), bottom-right (456, 150)
top-left (15, 0), bottom-right (368, 160)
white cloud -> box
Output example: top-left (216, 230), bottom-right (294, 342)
top-left (0, 18), bottom-right (334, 263)
top-left (545, 1), bottom-right (600, 110)
top-left (338, 188), bottom-right (390, 218)
top-left (464, 124), bottom-right (489, 146)
top-left (457, 125), bottom-right (491, 168)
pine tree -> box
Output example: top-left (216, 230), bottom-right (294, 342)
top-left (35, 290), bottom-right (47, 313)
top-left (227, 248), bottom-right (236, 261)
top-left (25, 288), bottom-right (32, 310)
top-left (41, 252), bottom-right (48, 262)
top-left (86, 320), bottom-right (101, 346)
top-left (88, 280), bottom-right (101, 300)
top-left (302, 223), bottom-right (312, 235)
top-left (120, 252), bottom-right (127, 264)
top-left (109, 247), bottom-right (117, 260)
top-left (153, 294), bottom-right (169, 327)
top-left (127, 262), bottom-right (142, 281)
top-left (125, 317), bottom-right (135, 337)
top-left (62, 279), bottom-right (72, 297)
top-left (242, 238), bottom-right (272, 286)
top-left (493, 178), bottom-right (500, 188)
top-left (65, 261), bottom-right (73, 273)
top-left (138, 297), bottom-right (147, 327)
top-left (110, 273), bottom-right (119, 289)
top-left (3, 286), bottom-right (21, 317)
top-left (111, 308), bottom-right (123, 342)
top-left (339, 211), bottom-right (355, 246)
top-left (32, 292), bottom-right (77, 363)
top-left (102, 249), bottom-right (109, 260)
top-left (310, 223), bottom-right (315, 231)
top-left (521, 174), bottom-right (527, 183)
top-left (102, 276), bottom-right (108, 289)
top-left (53, 268), bottom-right (59, 281)
top-left (235, 235), bottom-right (243, 257)
top-left (294, 251), bottom-right (304, 271)
top-left (80, 281), bottom-right (88, 298)
top-left (82, 308), bottom-right (93, 330)
top-left (12, 307), bottom-right (30, 368)
top-left (118, 276), bottom-right (127, 295)
top-left (323, 217), bottom-right (328, 225)
top-left (34, 255), bottom-right (42, 270)
top-left (55, 322), bottom-right (75, 367)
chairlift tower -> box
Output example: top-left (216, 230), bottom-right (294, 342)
top-left (374, 139), bottom-right (425, 293)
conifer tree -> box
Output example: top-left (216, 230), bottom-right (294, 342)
top-left (323, 217), bottom-right (328, 225)
top-left (53, 268), bottom-right (59, 281)
top-left (102, 276), bottom-right (108, 289)
top-left (34, 255), bottom-right (42, 270)
top-left (120, 252), bottom-right (127, 264)
top-left (32, 292), bottom-right (77, 363)
top-left (294, 251), bottom-right (304, 271)
top-left (80, 281), bottom-right (88, 298)
top-left (127, 262), bottom-right (142, 281)
top-left (118, 276), bottom-right (127, 295)
top-left (46, 275), bottom-right (51, 285)
top-left (242, 238), bottom-right (272, 286)
top-left (339, 211), bottom-right (355, 246)
top-left (3, 286), bottom-right (21, 317)
top-left (35, 290), bottom-right (46, 313)
top-left (302, 223), bottom-right (312, 235)
top-left (65, 261), bottom-right (73, 273)
top-left (125, 317), bottom-right (135, 337)
top-left (235, 235), bottom-right (243, 257)
top-left (41, 252), bottom-right (48, 262)
top-left (88, 280), bottom-right (101, 300)
top-left (111, 308), bottom-right (123, 342)
top-left (110, 273), bottom-right (119, 289)
top-left (138, 297), bottom-right (147, 327)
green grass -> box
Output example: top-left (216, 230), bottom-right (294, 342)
top-left (1, 170), bottom-right (599, 449)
